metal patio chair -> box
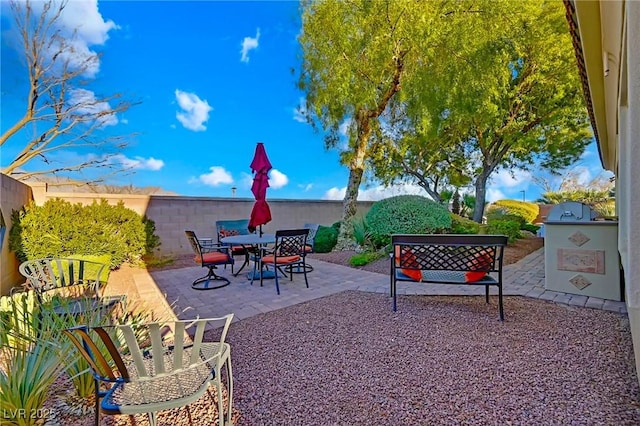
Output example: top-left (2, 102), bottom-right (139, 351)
top-left (259, 228), bottom-right (310, 294)
top-left (19, 257), bottom-right (124, 319)
top-left (185, 230), bottom-right (234, 290)
top-left (62, 314), bottom-right (234, 426)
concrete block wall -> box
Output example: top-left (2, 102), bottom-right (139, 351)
top-left (0, 174), bottom-right (33, 295)
top-left (0, 176), bottom-right (374, 295)
top-left (36, 190), bottom-right (374, 257)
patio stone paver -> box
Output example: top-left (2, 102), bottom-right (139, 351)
top-left (124, 247), bottom-right (627, 322)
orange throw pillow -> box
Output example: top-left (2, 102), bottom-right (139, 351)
top-left (464, 252), bottom-right (492, 283)
top-left (394, 246), bottom-right (422, 282)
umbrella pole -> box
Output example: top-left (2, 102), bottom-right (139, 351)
top-left (259, 225), bottom-right (263, 237)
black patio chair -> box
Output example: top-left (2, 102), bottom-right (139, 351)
top-left (259, 228), bottom-right (310, 294)
top-left (185, 230), bottom-right (234, 290)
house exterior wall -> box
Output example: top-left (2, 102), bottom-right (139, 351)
top-left (621, 0), bottom-right (640, 379)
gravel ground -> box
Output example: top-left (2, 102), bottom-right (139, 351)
top-left (224, 291), bottom-right (640, 425)
top-left (43, 291), bottom-right (640, 426)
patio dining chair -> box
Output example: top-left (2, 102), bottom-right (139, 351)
top-left (62, 314), bottom-right (234, 426)
top-left (259, 228), bottom-right (310, 294)
top-left (215, 219), bottom-right (254, 275)
top-left (185, 230), bottom-right (234, 290)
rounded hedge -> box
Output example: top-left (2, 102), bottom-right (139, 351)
top-left (487, 200), bottom-right (539, 224)
top-left (314, 224), bottom-right (339, 253)
top-left (365, 195), bottom-right (451, 247)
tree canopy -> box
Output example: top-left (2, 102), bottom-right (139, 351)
top-left (297, 0), bottom-right (471, 245)
top-left (368, 0), bottom-right (592, 222)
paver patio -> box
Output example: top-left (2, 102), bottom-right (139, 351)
top-left (118, 247), bottom-right (626, 323)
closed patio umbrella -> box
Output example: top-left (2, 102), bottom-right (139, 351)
top-left (248, 142), bottom-right (272, 236)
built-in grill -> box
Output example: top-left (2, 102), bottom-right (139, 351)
top-left (545, 201), bottom-right (598, 222)
top-left (544, 202), bottom-right (621, 300)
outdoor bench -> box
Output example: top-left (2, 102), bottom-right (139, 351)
top-left (391, 234), bottom-right (508, 320)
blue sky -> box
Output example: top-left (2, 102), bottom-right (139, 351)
top-left (0, 0), bottom-right (611, 203)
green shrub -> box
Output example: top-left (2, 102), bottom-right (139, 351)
top-left (9, 198), bottom-right (159, 269)
top-left (366, 195), bottom-right (451, 248)
top-left (521, 223), bottom-right (540, 234)
top-left (349, 251), bottom-right (385, 266)
top-left (487, 200), bottom-right (539, 224)
top-left (449, 213), bottom-right (480, 234)
top-left (486, 218), bottom-right (522, 243)
top-left (486, 211), bottom-right (527, 228)
top-left (314, 225), bottom-right (339, 253)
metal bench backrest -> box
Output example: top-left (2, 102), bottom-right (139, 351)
top-left (392, 234), bottom-right (508, 272)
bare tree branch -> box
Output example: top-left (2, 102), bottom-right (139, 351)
top-left (1, 0), bottom-right (139, 183)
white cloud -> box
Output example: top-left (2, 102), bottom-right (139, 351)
top-left (269, 169), bottom-right (288, 189)
top-left (240, 28), bottom-right (260, 63)
top-left (298, 183), bottom-right (313, 192)
top-left (485, 188), bottom-right (506, 203)
top-left (198, 166), bottom-right (233, 186)
top-left (339, 119), bottom-right (352, 137)
top-left (569, 165), bottom-right (592, 186)
top-left (114, 155), bottom-right (164, 171)
top-left (68, 88), bottom-right (118, 127)
top-left (323, 183), bottom-right (429, 201)
top-left (240, 172), bottom-right (254, 189)
top-left (293, 98), bottom-right (307, 123)
top-left (19, 0), bottom-right (119, 78)
top-left (490, 169), bottom-right (532, 188)
top-left (175, 90), bottom-right (212, 131)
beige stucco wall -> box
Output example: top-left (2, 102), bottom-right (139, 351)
top-left (0, 174), bottom-right (34, 295)
top-left (621, 1), bottom-right (640, 381)
top-left (25, 186), bottom-right (374, 257)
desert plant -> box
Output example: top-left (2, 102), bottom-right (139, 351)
top-left (351, 215), bottom-right (374, 251)
top-left (592, 200), bottom-right (616, 218)
top-left (0, 291), bottom-right (68, 426)
top-left (366, 195), bottom-right (451, 248)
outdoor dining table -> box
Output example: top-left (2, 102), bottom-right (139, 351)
top-left (220, 233), bottom-right (276, 279)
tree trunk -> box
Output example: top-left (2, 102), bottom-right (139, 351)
top-left (472, 171), bottom-right (491, 223)
top-left (335, 114), bottom-right (371, 250)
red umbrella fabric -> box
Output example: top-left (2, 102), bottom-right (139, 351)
top-left (248, 142), bottom-right (272, 234)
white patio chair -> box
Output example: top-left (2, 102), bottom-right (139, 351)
top-left (63, 314), bottom-right (234, 426)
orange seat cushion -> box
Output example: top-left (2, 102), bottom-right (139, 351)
top-left (303, 245), bottom-right (313, 253)
top-left (198, 252), bottom-right (231, 264)
top-left (219, 229), bottom-right (240, 238)
top-left (262, 255), bottom-right (301, 264)
top-left (394, 246), bottom-right (422, 282)
top-left (464, 252), bottom-right (492, 283)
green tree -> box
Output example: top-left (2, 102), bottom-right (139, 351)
top-left (297, 0), bottom-right (469, 248)
top-left (369, 0), bottom-right (592, 222)
top-left (1, 0), bottom-right (137, 183)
